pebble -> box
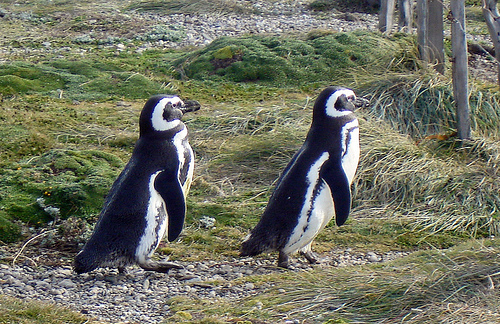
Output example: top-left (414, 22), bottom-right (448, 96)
top-left (366, 252), bottom-right (382, 262)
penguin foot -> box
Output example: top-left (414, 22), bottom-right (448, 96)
top-left (299, 250), bottom-right (319, 264)
top-left (278, 251), bottom-right (290, 269)
top-left (138, 260), bottom-right (184, 273)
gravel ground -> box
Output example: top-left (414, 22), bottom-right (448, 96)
top-left (0, 249), bottom-right (408, 323)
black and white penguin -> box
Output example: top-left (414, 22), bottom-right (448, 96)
top-left (74, 95), bottom-right (200, 274)
top-left (240, 86), bottom-right (367, 268)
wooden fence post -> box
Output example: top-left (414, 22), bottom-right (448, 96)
top-left (482, 0), bottom-right (500, 86)
top-left (428, 0), bottom-right (445, 74)
top-left (417, 0), bottom-right (429, 63)
top-left (451, 0), bottom-right (471, 140)
top-left (398, 0), bottom-right (414, 32)
top-left (379, 0), bottom-right (396, 32)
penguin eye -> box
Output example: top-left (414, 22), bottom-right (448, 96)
top-left (347, 95), bottom-right (355, 101)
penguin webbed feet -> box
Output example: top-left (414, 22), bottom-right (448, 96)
top-left (299, 250), bottom-right (319, 264)
top-left (278, 251), bottom-right (290, 269)
top-left (278, 250), bottom-right (320, 269)
top-left (138, 259), bottom-right (184, 273)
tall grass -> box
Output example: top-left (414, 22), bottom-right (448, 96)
top-left (268, 240), bottom-right (500, 323)
top-left (354, 71), bottom-right (500, 139)
top-left (352, 112), bottom-right (500, 237)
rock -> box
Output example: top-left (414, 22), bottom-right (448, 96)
top-left (366, 252), bottom-right (382, 262)
top-left (244, 283), bottom-right (255, 290)
top-left (143, 278), bottom-right (150, 290)
top-left (59, 279), bottom-right (77, 289)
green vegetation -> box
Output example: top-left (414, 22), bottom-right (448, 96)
top-left (176, 31), bottom-right (415, 85)
top-left (0, 60), bottom-right (175, 100)
top-left (0, 0), bottom-right (499, 322)
top-left (0, 295), bottom-right (95, 324)
top-left (126, 0), bottom-right (254, 15)
top-left (165, 239), bottom-right (500, 323)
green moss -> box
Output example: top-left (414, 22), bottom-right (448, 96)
top-left (213, 46), bottom-right (237, 60)
top-left (81, 72), bottom-right (166, 99)
top-left (0, 213), bottom-right (22, 243)
top-left (176, 32), bottom-right (415, 85)
top-left (0, 75), bottom-right (35, 95)
top-left (0, 59), bottom-right (173, 100)
top-left (0, 150), bottom-right (124, 223)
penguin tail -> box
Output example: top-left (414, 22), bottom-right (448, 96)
top-left (73, 249), bottom-right (101, 274)
top-left (240, 232), bottom-right (274, 257)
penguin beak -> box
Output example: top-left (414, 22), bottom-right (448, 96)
top-left (352, 97), bottom-right (370, 109)
top-left (180, 100), bottom-right (201, 113)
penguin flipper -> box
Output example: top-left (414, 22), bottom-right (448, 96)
top-left (321, 163), bottom-right (351, 226)
top-left (154, 170), bottom-right (186, 242)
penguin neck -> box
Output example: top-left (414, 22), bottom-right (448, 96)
top-left (310, 113), bottom-right (356, 129)
top-left (140, 122), bottom-right (186, 140)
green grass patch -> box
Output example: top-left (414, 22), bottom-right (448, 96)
top-left (174, 31), bottom-right (417, 85)
top-left (126, 0), bottom-right (254, 15)
top-left (0, 149), bottom-right (123, 225)
top-left (355, 72), bottom-right (500, 139)
top-left (0, 295), bottom-right (91, 324)
top-left (0, 60), bottom-right (173, 100)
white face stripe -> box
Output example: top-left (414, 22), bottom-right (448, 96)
top-left (325, 89), bottom-right (356, 118)
top-left (151, 97), bottom-right (183, 131)
top-left (284, 152), bottom-right (330, 254)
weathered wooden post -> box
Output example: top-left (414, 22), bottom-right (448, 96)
top-left (379, 0), bottom-right (396, 32)
top-left (428, 0), bottom-right (445, 74)
top-left (483, 0), bottom-right (500, 86)
top-left (398, 0), bottom-right (413, 32)
top-left (417, 0), bottom-right (429, 63)
top-left (451, 0), bottom-right (471, 140)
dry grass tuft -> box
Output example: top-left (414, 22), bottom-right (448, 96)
top-left (352, 111), bottom-right (500, 237)
top-left (248, 239), bottom-right (500, 323)
top-left (354, 71), bottom-right (500, 140)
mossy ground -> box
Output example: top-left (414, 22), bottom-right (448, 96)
top-left (0, 0), bottom-right (499, 323)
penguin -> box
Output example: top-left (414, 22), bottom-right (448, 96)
top-left (240, 86), bottom-right (367, 268)
top-left (74, 95), bottom-right (200, 274)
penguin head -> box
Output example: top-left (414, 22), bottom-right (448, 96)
top-left (140, 95), bottom-right (200, 136)
top-left (313, 86), bottom-right (368, 120)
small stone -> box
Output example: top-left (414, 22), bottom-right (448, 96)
top-left (185, 276), bottom-right (202, 283)
top-left (50, 288), bottom-right (65, 295)
top-left (366, 252), bottom-right (382, 262)
top-left (244, 283), bottom-right (255, 290)
top-left (59, 279), bottom-right (77, 289)
top-left (143, 278), bottom-right (150, 290)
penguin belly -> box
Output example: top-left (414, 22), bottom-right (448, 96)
top-left (283, 181), bottom-right (334, 256)
top-left (135, 171), bottom-right (168, 264)
top-left (173, 127), bottom-right (194, 196)
top-left (341, 120), bottom-right (360, 185)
